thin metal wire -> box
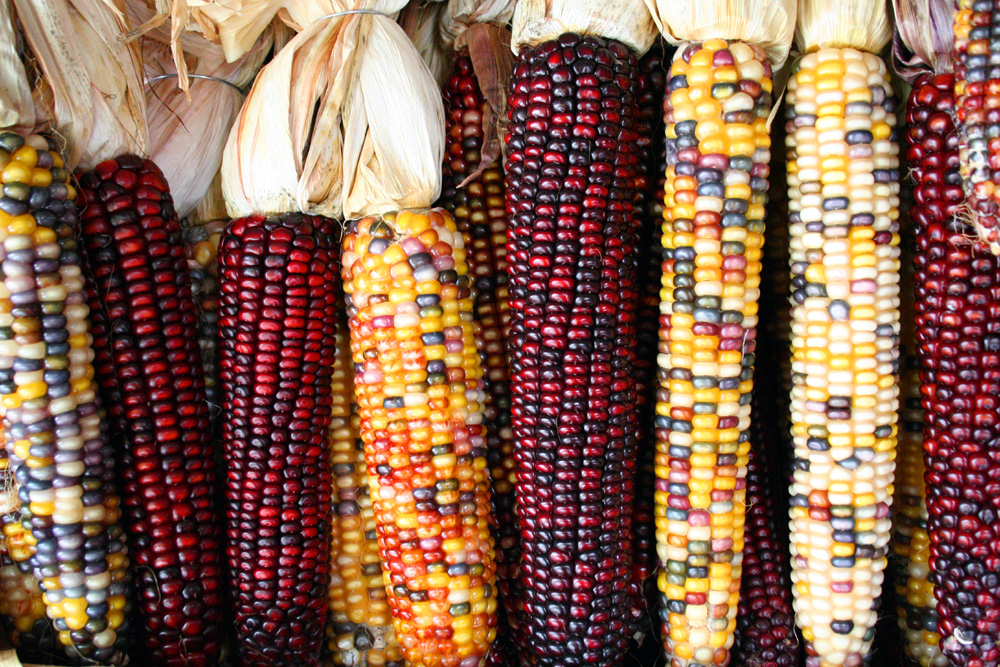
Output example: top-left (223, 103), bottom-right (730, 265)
top-left (147, 73), bottom-right (245, 94)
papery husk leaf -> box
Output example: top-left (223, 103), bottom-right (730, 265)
top-left (399, 0), bottom-right (452, 85)
top-left (643, 0), bottom-right (796, 69)
top-left (17, 0), bottom-right (146, 170)
top-left (441, 0), bottom-right (515, 49)
top-left (892, 0), bottom-right (953, 80)
top-left (0, 0), bottom-right (35, 133)
top-left (796, 0), bottom-right (891, 54)
top-left (222, 7), bottom-right (443, 219)
top-left (190, 170), bottom-right (228, 224)
top-left (460, 23), bottom-right (514, 184)
top-left (511, 0), bottom-right (658, 55)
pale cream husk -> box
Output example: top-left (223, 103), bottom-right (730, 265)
top-left (511, 0), bottom-right (658, 55)
top-left (644, 0), bottom-right (796, 69)
top-left (399, 0), bottom-right (452, 85)
top-left (441, 0), bottom-right (515, 49)
top-left (222, 4), bottom-right (445, 219)
top-left (17, 0), bottom-right (146, 170)
top-left (0, 0), bottom-right (35, 133)
top-left (796, 0), bottom-right (891, 53)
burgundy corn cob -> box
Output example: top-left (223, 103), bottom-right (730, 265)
top-left (909, 72), bottom-right (1000, 667)
top-left (76, 156), bottom-right (224, 666)
top-left (218, 213), bottom-right (337, 667)
top-left (627, 42), bottom-right (666, 643)
top-left (439, 51), bottom-right (524, 667)
top-left (505, 32), bottom-right (642, 666)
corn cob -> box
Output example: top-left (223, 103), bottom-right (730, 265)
top-left (218, 213), bottom-right (338, 666)
top-left (628, 43), bottom-right (667, 644)
top-left (183, 219), bottom-right (225, 416)
top-left (77, 155), bottom-right (224, 666)
top-left (954, 0), bottom-right (1000, 254)
top-left (438, 51), bottom-right (523, 665)
top-left (505, 32), bottom-right (642, 666)
top-left (655, 39), bottom-right (772, 667)
top-left (326, 318), bottom-right (402, 667)
top-left (733, 393), bottom-right (798, 667)
top-left (785, 48), bottom-right (901, 667)
top-left (910, 70), bottom-right (1000, 667)
top-left (341, 209), bottom-right (498, 667)
top-left (0, 131), bottom-right (130, 665)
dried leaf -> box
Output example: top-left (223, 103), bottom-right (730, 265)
top-left (892, 0), bottom-right (953, 80)
top-left (511, 0), bottom-right (658, 55)
top-left (796, 0), bottom-right (891, 54)
top-left (440, 0), bottom-right (514, 48)
top-left (461, 22), bottom-right (513, 184)
top-left (644, 0), bottom-right (796, 69)
top-left (399, 0), bottom-right (452, 85)
top-left (0, 0), bottom-right (35, 133)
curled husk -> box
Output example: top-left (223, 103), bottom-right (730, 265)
top-left (440, 0), bottom-right (515, 48)
top-left (399, 0), bottom-right (452, 85)
top-left (892, 0), bottom-right (953, 82)
top-left (222, 1), bottom-right (445, 219)
top-left (0, 0), bottom-right (35, 133)
top-left (796, 0), bottom-right (891, 54)
top-left (17, 0), bottom-right (146, 170)
top-left (511, 0), bottom-right (658, 55)
top-left (643, 0), bottom-right (796, 69)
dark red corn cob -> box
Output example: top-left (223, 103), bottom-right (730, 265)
top-left (909, 72), bottom-right (1000, 667)
top-left (505, 32), bottom-right (642, 667)
top-left (734, 394), bottom-right (798, 667)
top-left (627, 42), bottom-right (666, 644)
top-left (217, 213), bottom-right (338, 667)
top-left (76, 156), bottom-right (224, 666)
top-left (439, 51), bottom-right (524, 667)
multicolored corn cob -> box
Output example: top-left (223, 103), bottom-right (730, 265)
top-left (438, 50), bottom-right (523, 664)
top-left (628, 42), bottom-right (667, 644)
top-left (326, 318), bottom-right (402, 667)
top-left (910, 71), bottom-right (1000, 667)
top-left (341, 209), bottom-right (498, 667)
top-left (183, 219), bottom-right (225, 415)
top-left (218, 213), bottom-right (338, 666)
top-left (954, 0), bottom-right (1000, 254)
top-left (77, 155), bottom-right (224, 666)
top-left (733, 394), bottom-right (798, 667)
top-left (0, 132), bottom-right (130, 665)
top-left (505, 32), bottom-right (642, 666)
top-left (655, 39), bottom-right (772, 667)
top-left (785, 48), bottom-right (901, 667)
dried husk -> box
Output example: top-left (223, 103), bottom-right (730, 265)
top-left (0, 1), bottom-right (35, 133)
top-left (222, 3), bottom-right (445, 219)
top-left (459, 23), bottom-right (515, 182)
top-left (440, 0), bottom-right (514, 48)
top-left (399, 0), bottom-right (452, 85)
top-left (190, 170), bottom-right (227, 224)
top-left (892, 0), bottom-right (953, 81)
top-left (511, 0), bottom-right (658, 55)
top-left (643, 0), bottom-right (796, 69)
top-left (796, 0), bottom-right (891, 54)
top-left (17, 0), bottom-right (146, 171)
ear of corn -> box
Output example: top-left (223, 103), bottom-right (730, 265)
top-left (183, 219), bottom-right (226, 418)
top-left (218, 213), bottom-right (339, 666)
top-left (438, 50), bottom-right (524, 666)
top-left (505, 32), bottom-right (643, 666)
top-left (954, 0), bottom-right (1000, 254)
top-left (341, 209), bottom-right (498, 667)
top-left (785, 48), bottom-right (901, 667)
top-left (0, 131), bottom-right (131, 665)
top-left (77, 155), bottom-right (225, 666)
top-left (326, 318), bottom-right (402, 667)
top-left (655, 39), bottom-right (772, 667)
top-left (910, 70), bottom-right (1000, 667)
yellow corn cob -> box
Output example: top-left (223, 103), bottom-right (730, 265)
top-left (341, 209), bottom-right (498, 667)
top-left (656, 38), bottom-right (773, 667)
top-left (326, 319), bottom-right (403, 667)
top-left (785, 47), bottom-right (901, 667)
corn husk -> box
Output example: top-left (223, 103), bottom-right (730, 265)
top-left (511, 0), bottom-right (658, 55)
top-left (0, 1), bottom-right (35, 133)
top-left (796, 0), bottom-right (891, 54)
top-left (191, 170), bottom-right (228, 223)
top-left (440, 0), bottom-right (514, 48)
top-left (222, 2), bottom-right (445, 219)
top-left (16, 0), bottom-right (146, 170)
top-left (399, 1), bottom-right (452, 85)
top-left (643, 0), bottom-right (796, 68)
top-left (892, 0), bottom-right (952, 81)
top-left (131, 0), bottom-right (272, 219)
